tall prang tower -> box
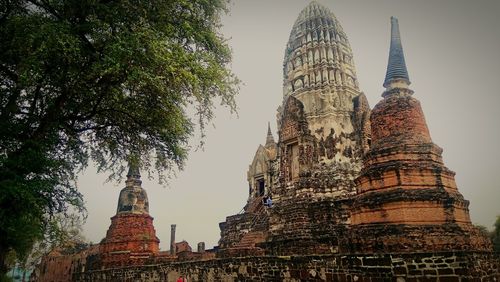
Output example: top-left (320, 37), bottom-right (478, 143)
top-left (219, 1), bottom-right (371, 256)
top-left (275, 1), bottom-right (370, 202)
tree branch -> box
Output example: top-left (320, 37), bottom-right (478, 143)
top-left (27, 0), bottom-right (62, 21)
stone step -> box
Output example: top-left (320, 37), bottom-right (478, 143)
top-left (235, 231), bottom-right (266, 248)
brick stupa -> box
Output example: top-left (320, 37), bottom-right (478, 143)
top-left (99, 163), bottom-right (160, 268)
top-left (350, 17), bottom-right (491, 253)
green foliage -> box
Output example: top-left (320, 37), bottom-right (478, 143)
top-left (0, 273), bottom-right (13, 282)
top-left (8, 214), bottom-right (85, 276)
top-left (28, 214), bottom-right (86, 267)
top-left (0, 0), bottom-right (238, 274)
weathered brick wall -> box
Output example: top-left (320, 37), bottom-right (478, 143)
top-left (347, 224), bottom-right (492, 254)
top-left (101, 214), bottom-right (159, 253)
top-left (351, 188), bottom-right (470, 226)
top-left (218, 186), bottom-right (273, 256)
top-left (370, 93), bottom-right (431, 149)
top-left (266, 198), bottom-right (351, 256)
top-left (31, 245), bottom-right (99, 282)
top-left (175, 250), bottom-right (216, 262)
top-left (219, 212), bottom-right (257, 249)
top-left (99, 213), bottom-right (160, 269)
top-left (75, 251), bottom-right (500, 282)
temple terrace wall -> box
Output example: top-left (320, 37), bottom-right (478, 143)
top-left (75, 251), bottom-right (499, 281)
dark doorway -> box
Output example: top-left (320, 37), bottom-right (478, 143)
top-left (257, 179), bottom-right (265, 196)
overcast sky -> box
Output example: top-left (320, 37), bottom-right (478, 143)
top-left (78, 0), bottom-right (500, 250)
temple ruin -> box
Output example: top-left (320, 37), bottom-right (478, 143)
top-left (31, 2), bottom-right (499, 281)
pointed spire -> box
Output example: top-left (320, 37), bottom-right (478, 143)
top-left (265, 122), bottom-right (275, 146)
top-left (127, 161), bottom-right (141, 179)
top-left (383, 17), bottom-right (410, 89)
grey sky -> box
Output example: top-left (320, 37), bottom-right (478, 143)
top-left (78, 0), bottom-right (500, 250)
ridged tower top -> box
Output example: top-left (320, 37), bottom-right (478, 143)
top-left (383, 17), bottom-right (410, 89)
top-left (294, 1), bottom-right (338, 25)
top-left (283, 1), bottom-right (360, 98)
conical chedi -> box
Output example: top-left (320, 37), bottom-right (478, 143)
top-left (350, 17), bottom-right (492, 253)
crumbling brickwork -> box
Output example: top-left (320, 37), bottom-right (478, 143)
top-left (350, 86), bottom-right (491, 253)
top-left (264, 198), bottom-right (351, 256)
top-left (100, 213), bottom-right (159, 255)
top-left (218, 196), bottom-right (269, 257)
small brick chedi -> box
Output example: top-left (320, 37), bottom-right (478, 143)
top-left (32, 2), bottom-right (498, 281)
top-left (31, 164), bottom-right (214, 281)
top-left (99, 164), bottom-right (160, 268)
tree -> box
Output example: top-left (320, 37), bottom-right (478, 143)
top-left (12, 214), bottom-right (86, 282)
top-left (0, 0), bottom-right (238, 275)
top-left (493, 215), bottom-right (500, 253)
